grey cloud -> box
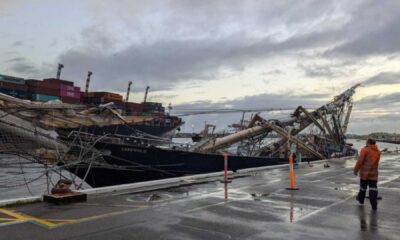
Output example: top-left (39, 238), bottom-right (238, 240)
top-left (3, 51), bottom-right (18, 55)
top-left (263, 69), bottom-right (283, 75)
top-left (85, 0), bottom-right (344, 39)
top-left (173, 91), bottom-right (330, 132)
top-left (299, 63), bottom-right (338, 78)
top-left (173, 91), bottom-right (398, 133)
top-left (174, 92), bottom-right (327, 112)
top-left (362, 72), bottom-right (400, 86)
top-left (357, 92), bottom-right (400, 108)
top-left (61, 0), bottom-right (400, 93)
top-left (298, 60), bottom-right (359, 78)
top-left (55, 0), bottom-right (363, 92)
top-left (0, 0), bottom-right (28, 14)
top-left (348, 113), bottom-right (400, 134)
top-left (327, 19), bottom-right (400, 57)
top-left (9, 62), bottom-right (37, 74)
top-left (52, 0), bottom-right (400, 93)
top-left (5, 57), bottom-right (25, 63)
top-left (11, 41), bottom-right (23, 47)
top-left (148, 93), bottom-right (178, 102)
top-left (5, 57), bottom-right (38, 75)
top-left (325, 1), bottom-right (400, 57)
top-left (57, 26), bottom-right (347, 92)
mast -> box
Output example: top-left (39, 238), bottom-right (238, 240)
top-left (143, 86), bottom-right (150, 103)
top-left (85, 71), bottom-right (93, 95)
top-left (56, 64), bottom-right (64, 79)
top-left (125, 81), bottom-right (133, 102)
top-left (342, 101), bottom-right (353, 135)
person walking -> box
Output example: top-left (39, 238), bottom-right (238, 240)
top-left (353, 138), bottom-right (380, 210)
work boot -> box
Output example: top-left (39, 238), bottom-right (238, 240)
top-left (356, 190), bottom-right (366, 205)
top-left (369, 189), bottom-right (378, 211)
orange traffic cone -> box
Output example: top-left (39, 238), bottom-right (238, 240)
top-left (286, 154), bottom-right (299, 190)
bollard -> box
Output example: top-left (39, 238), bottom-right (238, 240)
top-left (286, 154), bottom-right (299, 190)
top-left (221, 153), bottom-right (232, 183)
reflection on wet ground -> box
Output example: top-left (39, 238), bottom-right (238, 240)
top-left (0, 154), bottom-right (400, 240)
top-left (358, 207), bottom-right (378, 232)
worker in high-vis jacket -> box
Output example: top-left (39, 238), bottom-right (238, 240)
top-left (353, 138), bottom-right (380, 211)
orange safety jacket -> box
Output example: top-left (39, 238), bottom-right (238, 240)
top-left (353, 144), bottom-right (380, 181)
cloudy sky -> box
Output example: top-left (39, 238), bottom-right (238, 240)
top-left (1, 0), bottom-right (400, 134)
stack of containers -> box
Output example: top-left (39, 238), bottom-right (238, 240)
top-left (84, 92), bottom-right (123, 104)
top-left (113, 101), bottom-right (126, 112)
top-left (0, 74), bottom-right (28, 99)
top-left (60, 84), bottom-right (81, 104)
top-left (125, 102), bottom-right (143, 116)
top-left (26, 78), bottom-right (81, 103)
top-left (142, 102), bottom-right (164, 116)
top-left (102, 92), bottom-right (123, 103)
top-left (26, 79), bottom-right (58, 101)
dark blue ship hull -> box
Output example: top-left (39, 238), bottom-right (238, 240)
top-left (69, 143), bottom-right (318, 187)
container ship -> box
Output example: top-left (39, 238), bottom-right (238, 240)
top-left (0, 70), bottom-right (359, 188)
top-left (0, 72), bottom-right (183, 137)
top-left (67, 84), bottom-right (360, 187)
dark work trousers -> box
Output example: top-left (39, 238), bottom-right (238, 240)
top-left (357, 180), bottom-right (378, 210)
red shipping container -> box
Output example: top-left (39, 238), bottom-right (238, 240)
top-left (25, 79), bottom-right (41, 87)
top-left (39, 81), bottom-right (64, 90)
top-left (60, 96), bottom-right (81, 104)
top-left (126, 102), bottom-right (143, 111)
top-left (29, 86), bottom-right (60, 96)
top-left (0, 81), bottom-right (28, 91)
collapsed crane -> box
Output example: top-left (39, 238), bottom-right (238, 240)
top-left (195, 84), bottom-right (360, 159)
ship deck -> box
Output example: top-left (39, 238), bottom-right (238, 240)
top-left (1, 154), bottom-right (400, 240)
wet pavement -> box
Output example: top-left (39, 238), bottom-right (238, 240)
top-left (0, 154), bottom-right (399, 240)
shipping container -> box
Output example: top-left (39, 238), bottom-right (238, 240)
top-left (86, 97), bottom-right (103, 104)
top-left (38, 81), bottom-right (65, 90)
top-left (31, 94), bottom-right (59, 102)
top-left (26, 79), bottom-right (60, 96)
top-left (60, 96), bottom-right (81, 104)
top-left (113, 101), bottom-right (126, 109)
top-left (143, 102), bottom-right (163, 112)
top-left (60, 89), bottom-right (81, 98)
top-left (87, 92), bottom-right (123, 101)
top-left (43, 78), bottom-right (73, 86)
top-left (0, 74), bottom-right (25, 85)
top-left (28, 86), bottom-right (60, 96)
top-left (25, 79), bottom-right (41, 87)
top-left (60, 84), bottom-right (80, 92)
top-left (103, 97), bottom-right (122, 103)
top-left (126, 102), bottom-right (143, 112)
top-left (0, 81), bottom-right (28, 91)
top-left (0, 87), bottom-right (28, 99)
top-left (125, 110), bottom-right (140, 116)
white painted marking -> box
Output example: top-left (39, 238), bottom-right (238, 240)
top-left (300, 195), bottom-right (354, 220)
top-left (184, 201), bottom-right (231, 213)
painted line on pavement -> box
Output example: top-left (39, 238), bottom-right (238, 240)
top-left (0, 204), bottom-right (149, 229)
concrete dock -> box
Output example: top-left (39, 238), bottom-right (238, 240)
top-left (0, 154), bottom-right (399, 240)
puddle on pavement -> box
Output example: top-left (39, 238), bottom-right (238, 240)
top-left (126, 193), bottom-right (173, 203)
